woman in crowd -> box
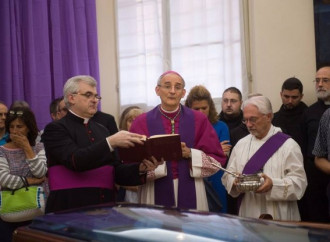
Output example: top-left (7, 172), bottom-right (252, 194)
top-left (185, 85), bottom-right (231, 213)
top-left (119, 106), bottom-right (144, 132)
top-left (117, 106), bottom-right (143, 203)
top-left (0, 107), bottom-right (47, 242)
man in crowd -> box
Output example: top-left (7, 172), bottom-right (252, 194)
top-left (49, 96), bottom-right (68, 121)
top-left (313, 108), bottom-right (330, 221)
top-left (42, 75), bottom-right (161, 213)
top-left (219, 87), bottom-right (248, 215)
top-left (300, 65), bottom-right (330, 222)
top-left (219, 87), bottom-right (243, 130)
top-left (129, 71), bottom-right (226, 211)
top-left (272, 77), bottom-right (308, 148)
top-left (0, 101), bottom-right (8, 145)
top-left (222, 95), bottom-right (307, 220)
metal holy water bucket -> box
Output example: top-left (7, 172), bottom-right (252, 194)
top-left (211, 163), bottom-right (263, 192)
top-left (236, 174), bottom-right (263, 192)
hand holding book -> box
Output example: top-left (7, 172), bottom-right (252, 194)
top-left (181, 142), bottom-right (192, 159)
top-left (118, 134), bottom-right (183, 162)
top-left (139, 156), bottom-right (165, 173)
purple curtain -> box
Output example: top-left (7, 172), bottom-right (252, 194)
top-left (0, 0), bottom-right (100, 129)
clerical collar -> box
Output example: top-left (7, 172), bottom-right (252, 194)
top-left (159, 105), bottom-right (180, 114)
top-left (68, 110), bottom-right (90, 124)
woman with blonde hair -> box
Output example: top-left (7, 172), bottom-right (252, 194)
top-left (119, 106), bottom-right (143, 131)
top-left (117, 106), bottom-right (143, 203)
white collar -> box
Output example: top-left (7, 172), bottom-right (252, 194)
top-left (68, 110), bottom-right (90, 124)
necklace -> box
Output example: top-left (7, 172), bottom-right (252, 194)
top-left (158, 105), bottom-right (181, 134)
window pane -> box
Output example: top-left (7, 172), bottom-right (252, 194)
top-left (116, 0), bottom-right (244, 109)
top-left (170, 0), bottom-right (242, 100)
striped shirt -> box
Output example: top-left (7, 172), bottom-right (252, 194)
top-left (0, 142), bottom-right (47, 190)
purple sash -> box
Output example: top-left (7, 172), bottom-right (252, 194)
top-left (237, 132), bottom-right (290, 210)
top-left (147, 105), bottom-right (197, 209)
top-left (48, 165), bottom-right (114, 191)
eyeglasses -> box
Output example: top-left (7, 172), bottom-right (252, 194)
top-left (242, 116), bottom-right (262, 125)
top-left (222, 98), bottom-right (239, 104)
top-left (8, 110), bottom-right (23, 116)
top-left (157, 84), bottom-right (184, 91)
top-left (313, 78), bottom-right (330, 84)
top-left (73, 92), bottom-right (102, 100)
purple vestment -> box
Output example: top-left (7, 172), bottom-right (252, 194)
top-left (238, 132), bottom-right (290, 209)
top-left (130, 105), bottom-right (225, 210)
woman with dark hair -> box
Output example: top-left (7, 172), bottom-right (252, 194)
top-left (0, 107), bottom-right (47, 242)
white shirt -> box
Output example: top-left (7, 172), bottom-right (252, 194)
top-left (222, 126), bottom-right (307, 221)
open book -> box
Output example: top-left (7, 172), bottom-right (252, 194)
top-left (118, 134), bottom-right (182, 162)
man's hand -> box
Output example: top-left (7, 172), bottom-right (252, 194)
top-left (315, 156), bottom-right (330, 175)
top-left (139, 156), bottom-right (164, 173)
top-left (108, 130), bottom-right (145, 148)
top-left (181, 142), bottom-right (191, 159)
top-left (255, 173), bottom-right (273, 193)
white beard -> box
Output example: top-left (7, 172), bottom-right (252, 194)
top-left (316, 89), bottom-right (330, 100)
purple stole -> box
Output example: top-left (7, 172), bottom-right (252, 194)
top-left (237, 132), bottom-right (290, 210)
top-left (147, 105), bottom-right (197, 209)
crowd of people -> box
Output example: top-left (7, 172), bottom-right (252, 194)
top-left (0, 66), bottom-right (330, 241)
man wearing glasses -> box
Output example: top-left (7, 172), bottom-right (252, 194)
top-left (222, 95), bottom-right (307, 221)
top-left (128, 71), bottom-right (226, 212)
top-left (219, 87), bottom-right (243, 131)
top-left (300, 65), bottom-right (330, 223)
top-left (42, 75), bottom-right (161, 213)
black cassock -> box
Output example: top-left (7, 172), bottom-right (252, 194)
top-left (42, 111), bottom-right (144, 213)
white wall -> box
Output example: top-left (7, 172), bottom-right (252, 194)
top-left (248, 0), bottom-right (316, 111)
top-left (96, 0), bottom-right (317, 122)
top-left (96, 0), bottom-right (120, 120)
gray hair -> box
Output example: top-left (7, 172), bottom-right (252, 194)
top-left (157, 71), bottom-right (185, 87)
top-left (242, 95), bottom-right (273, 116)
top-left (10, 100), bottom-right (30, 109)
top-left (63, 75), bottom-right (97, 107)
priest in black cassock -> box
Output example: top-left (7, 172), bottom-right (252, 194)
top-left (42, 75), bottom-right (161, 213)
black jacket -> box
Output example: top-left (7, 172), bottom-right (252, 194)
top-left (42, 111), bottom-right (143, 213)
top-left (92, 111), bottom-right (118, 135)
top-left (272, 101), bottom-right (308, 149)
top-left (219, 111), bottom-right (243, 130)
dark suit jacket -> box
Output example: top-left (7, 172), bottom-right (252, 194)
top-left (92, 111), bottom-right (118, 135)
